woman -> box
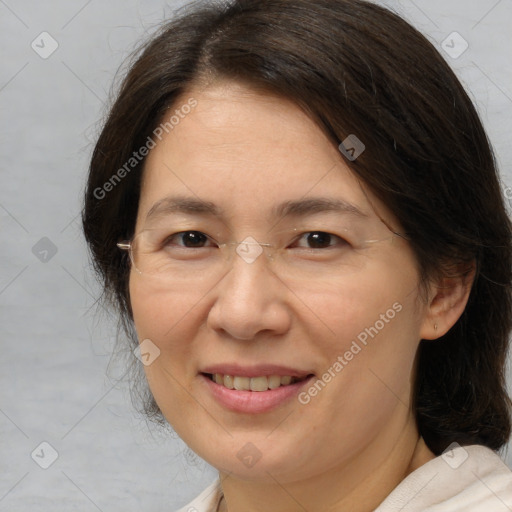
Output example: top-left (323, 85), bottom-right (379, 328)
top-left (82, 0), bottom-right (512, 510)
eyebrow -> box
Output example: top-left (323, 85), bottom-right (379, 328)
top-left (145, 195), bottom-right (367, 222)
top-left (273, 197), bottom-right (367, 219)
top-left (146, 196), bottom-right (223, 220)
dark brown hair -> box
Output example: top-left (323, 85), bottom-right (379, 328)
top-left (82, 0), bottom-right (512, 454)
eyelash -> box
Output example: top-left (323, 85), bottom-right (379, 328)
top-left (163, 230), bottom-right (348, 250)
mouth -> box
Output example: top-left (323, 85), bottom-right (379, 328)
top-left (203, 373), bottom-right (312, 392)
top-left (199, 364), bottom-right (315, 413)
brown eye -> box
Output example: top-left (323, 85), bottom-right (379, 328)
top-left (293, 231), bottom-right (347, 249)
top-left (306, 232), bottom-right (332, 248)
top-left (166, 231), bottom-right (211, 248)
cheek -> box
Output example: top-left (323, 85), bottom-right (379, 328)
top-left (128, 275), bottom-right (201, 394)
top-left (303, 257), bottom-right (422, 405)
top-left (129, 273), bottom-right (200, 347)
top-left (304, 255), bottom-right (420, 348)
top-left (129, 275), bottom-right (205, 425)
top-left (294, 279), bottom-right (421, 452)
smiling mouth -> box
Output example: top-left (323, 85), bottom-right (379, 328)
top-left (203, 373), bottom-right (313, 392)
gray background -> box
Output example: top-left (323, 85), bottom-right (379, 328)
top-left (0, 0), bottom-right (511, 510)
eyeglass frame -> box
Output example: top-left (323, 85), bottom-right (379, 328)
top-left (116, 225), bottom-right (410, 277)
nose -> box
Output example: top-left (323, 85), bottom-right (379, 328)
top-left (206, 243), bottom-right (292, 341)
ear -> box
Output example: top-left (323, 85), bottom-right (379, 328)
top-left (419, 261), bottom-right (476, 340)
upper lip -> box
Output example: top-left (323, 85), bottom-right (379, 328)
top-left (200, 364), bottom-right (314, 378)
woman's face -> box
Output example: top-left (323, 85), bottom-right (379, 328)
top-left (129, 81), bottom-right (430, 483)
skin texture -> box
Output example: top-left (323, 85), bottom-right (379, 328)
top-left (128, 81), bottom-right (473, 511)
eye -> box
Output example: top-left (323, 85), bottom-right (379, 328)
top-left (291, 231), bottom-right (348, 249)
top-left (164, 231), bottom-right (215, 248)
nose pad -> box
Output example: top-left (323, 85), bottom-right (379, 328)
top-left (228, 237), bottom-right (274, 265)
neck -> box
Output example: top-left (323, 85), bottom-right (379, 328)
top-left (217, 418), bottom-right (435, 512)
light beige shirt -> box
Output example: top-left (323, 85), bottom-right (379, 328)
top-left (176, 444), bottom-right (512, 511)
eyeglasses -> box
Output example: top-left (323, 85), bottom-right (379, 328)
top-left (117, 222), bottom-right (406, 288)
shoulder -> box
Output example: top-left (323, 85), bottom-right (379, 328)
top-left (175, 479), bottom-right (222, 512)
top-left (376, 444), bottom-right (512, 511)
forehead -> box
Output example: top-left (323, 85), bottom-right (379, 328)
top-left (136, 81), bottom-right (390, 226)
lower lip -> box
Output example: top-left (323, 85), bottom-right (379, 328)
top-left (200, 374), bottom-right (314, 414)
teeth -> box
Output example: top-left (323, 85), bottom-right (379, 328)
top-left (210, 373), bottom-right (304, 391)
top-left (223, 375), bottom-right (235, 389)
top-left (250, 376), bottom-right (269, 392)
top-left (233, 376), bottom-right (251, 390)
top-left (268, 375), bottom-right (282, 389)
